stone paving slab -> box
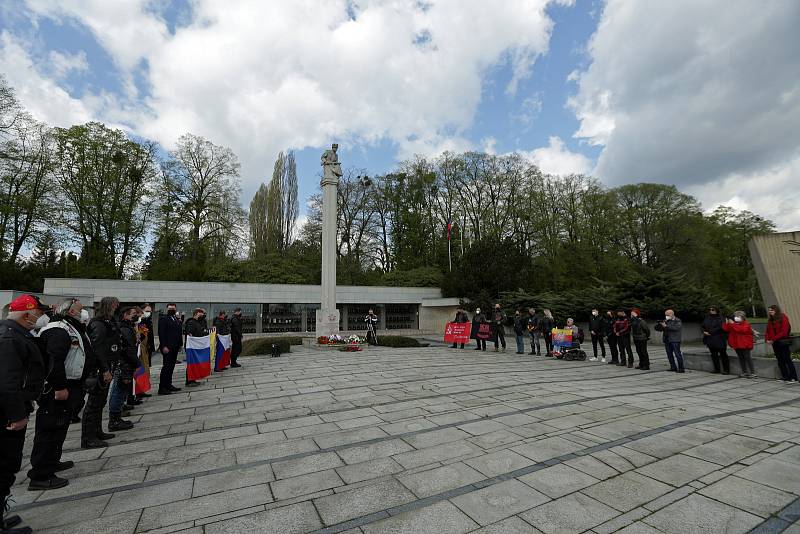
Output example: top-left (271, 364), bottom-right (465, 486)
top-left (7, 344), bottom-right (800, 533)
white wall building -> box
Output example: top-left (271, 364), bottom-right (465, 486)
top-left (39, 278), bottom-right (459, 335)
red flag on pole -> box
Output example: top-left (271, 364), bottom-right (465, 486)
top-left (447, 222), bottom-right (452, 241)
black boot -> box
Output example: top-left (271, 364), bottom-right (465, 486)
top-left (108, 414), bottom-right (134, 431)
top-left (54, 461), bottom-right (74, 473)
top-left (2, 497), bottom-right (23, 531)
top-left (81, 438), bottom-right (108, 449)
top-left (27, 476), bottom-right (69, 491)
top-left (97, 431), bottom-right (116, 440)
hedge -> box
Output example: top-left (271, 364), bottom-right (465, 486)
top-left (241, 336), bottom-right (303, 356)
top-left (375, 335), bottom-right (426, 348)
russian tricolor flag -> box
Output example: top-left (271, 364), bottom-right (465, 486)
top-left (214, 332), bottom-right (232, 372)
top-left (186, 335), bottom-right (212, 382)
top-left (133, 345), bottom-right (151, 395)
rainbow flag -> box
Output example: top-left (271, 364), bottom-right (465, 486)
top-left (133, 345), bottom-right (151, 394)
top-left (186, 335), bottom-right (212, 382)
top-left (215, 332), bottom-right (232, 372)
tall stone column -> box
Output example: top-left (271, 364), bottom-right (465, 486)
top-left (316, 144), bottom-right (342, 338)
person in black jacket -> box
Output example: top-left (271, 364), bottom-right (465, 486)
top-left (604, 310), bottom-right (619, 365)
top-left (630, 308), bottom-right (651, 370)
top-left (106, 307), bottom-right (139, 432)
top-left (184, 309), bottom-right (209, 386)
top-left (213, 311), bottom-right (230, 334)
top-left (230, 308), bottom-right (243, 367)
top-left (540, 310), bottom-right (556, 356)
top-left (83, 297), bottom-right (121, 448)
top-left (27, 298), bottom-right (93, 490)
top-left (526, 308), bottom-right (540, 355)
top-left (157, 303), bottom-right (183, 395)
top-left (513, 309), bottom-right (527, 354)
top-left (588, 308), bottom-right (606, 362)
top-left (472, 308), bottom-right (487, 351)
top-left (0, 295), bottom-right (47, 534)
top-left (613, 310), bottom-right (634, 367)
top-left (702, 306), bottom-right (730, 374)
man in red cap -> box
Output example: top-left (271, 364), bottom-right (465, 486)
top-left (0, 294), bottom-right (48, 534)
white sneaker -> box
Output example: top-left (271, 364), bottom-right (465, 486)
top-left (601, 358), bottom-right (607, 363)
top-left (589, 357), bottom-right (597, 362)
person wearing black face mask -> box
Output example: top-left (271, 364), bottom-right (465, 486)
top-left (183, 309), bottom-right (209, 387)
top-left (157, 303), bottom-right (183, 395)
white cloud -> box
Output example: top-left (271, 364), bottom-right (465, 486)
top-left (0, 31), bottom-right (92, 127)
top-left (48, 49), bottom-right (88, 80)
top-left (567, 1), bottom-right (800, 209)
top-left (481, 136), bottom-right (498, 155)
top-left (522, 136), bottom-right (593, 176)
top-left (14, 0), bottom-right (561, 194)
top-left (686, 154), bottom-right (800, 232)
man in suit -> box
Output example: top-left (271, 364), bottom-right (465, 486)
top-left (157, 303), bottom-right (183, 395)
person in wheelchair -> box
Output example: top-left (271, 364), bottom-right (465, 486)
top-left (560, 318), bottom-right (587, 361)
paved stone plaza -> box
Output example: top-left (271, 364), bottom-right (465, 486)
top-left (11, 343), bottom-right (800, 533)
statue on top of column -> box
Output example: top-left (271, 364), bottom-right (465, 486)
top-left (321, 143), bottom-right (343, 184)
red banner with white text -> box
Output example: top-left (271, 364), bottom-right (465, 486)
top-left (444, 322), bottom-right (471, 344)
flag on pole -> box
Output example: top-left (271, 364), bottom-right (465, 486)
top-left (186, 335), bottom-right (212, 381)
top-left (447, 221), bottom-right (453, 241)
top-left (215, 333), bottom-right (232, 371)
top-left (132, 345), bottom-right (151, 395)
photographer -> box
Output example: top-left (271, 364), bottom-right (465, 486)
top-left (365, 309), bottom-right (379, 345)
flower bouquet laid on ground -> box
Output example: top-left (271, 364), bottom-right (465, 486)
top-left (339, 335), bottom-right (363, 352)
top-left (317, 334), bottom-right (363, 350)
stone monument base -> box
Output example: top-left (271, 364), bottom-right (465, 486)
top-left (315, 309), bottom-right (340, 338)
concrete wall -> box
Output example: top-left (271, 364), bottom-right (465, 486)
top-left (750, 231), bottom-right (800, 328)
top-left (43, 278), bottom-right (442, 306)
top-left (420, 298), bottom-right (461, 334)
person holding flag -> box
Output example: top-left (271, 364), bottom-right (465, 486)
top-left (184, 309), bottom-right (211, 386)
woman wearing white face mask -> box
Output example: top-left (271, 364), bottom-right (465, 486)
top-left (723, 311), bottom-right (756, 378)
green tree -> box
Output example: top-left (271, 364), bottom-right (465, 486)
top-left (51, 122), bottom-right (158, 278)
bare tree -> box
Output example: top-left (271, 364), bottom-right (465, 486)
top-left (164, 133), bottom-right (242, 264)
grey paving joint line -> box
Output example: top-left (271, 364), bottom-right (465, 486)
top-left (16, 372), bottom-right (764, 512)
top-left (311, 394), bottom-right (800, 534)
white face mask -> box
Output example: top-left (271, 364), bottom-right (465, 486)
top-left (475, 309), bottom-right (481, 314)
top-left (80, 309), bottom-right (90, 324)
top-left (665, 315), bottom-right (672, 321)
top-left (734, 316), bottom-right (743, 323)
top-left (592, 311), bottom-right (598, 316)
top-left (35, 314), bottom-right (50, 329)
top-left (143, 311), bottom-right (151, 318)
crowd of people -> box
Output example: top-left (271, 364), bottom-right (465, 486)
top-left (450, 303), bottom-right (797, 381)
top-left (0, 295), bottom-right (245, 533)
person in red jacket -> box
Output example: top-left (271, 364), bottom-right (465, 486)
top-left (766, 304), bottom-right (797, 383)
top-left (723, 311), bottom-right (756, 378)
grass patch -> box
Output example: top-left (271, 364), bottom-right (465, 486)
top-left (241, 336), bottom-right (303, 356)
top-left (375, 335), bottom-right (427, 348)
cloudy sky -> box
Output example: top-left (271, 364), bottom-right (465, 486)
top-left (1, 0), bottom-right (798, 229)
